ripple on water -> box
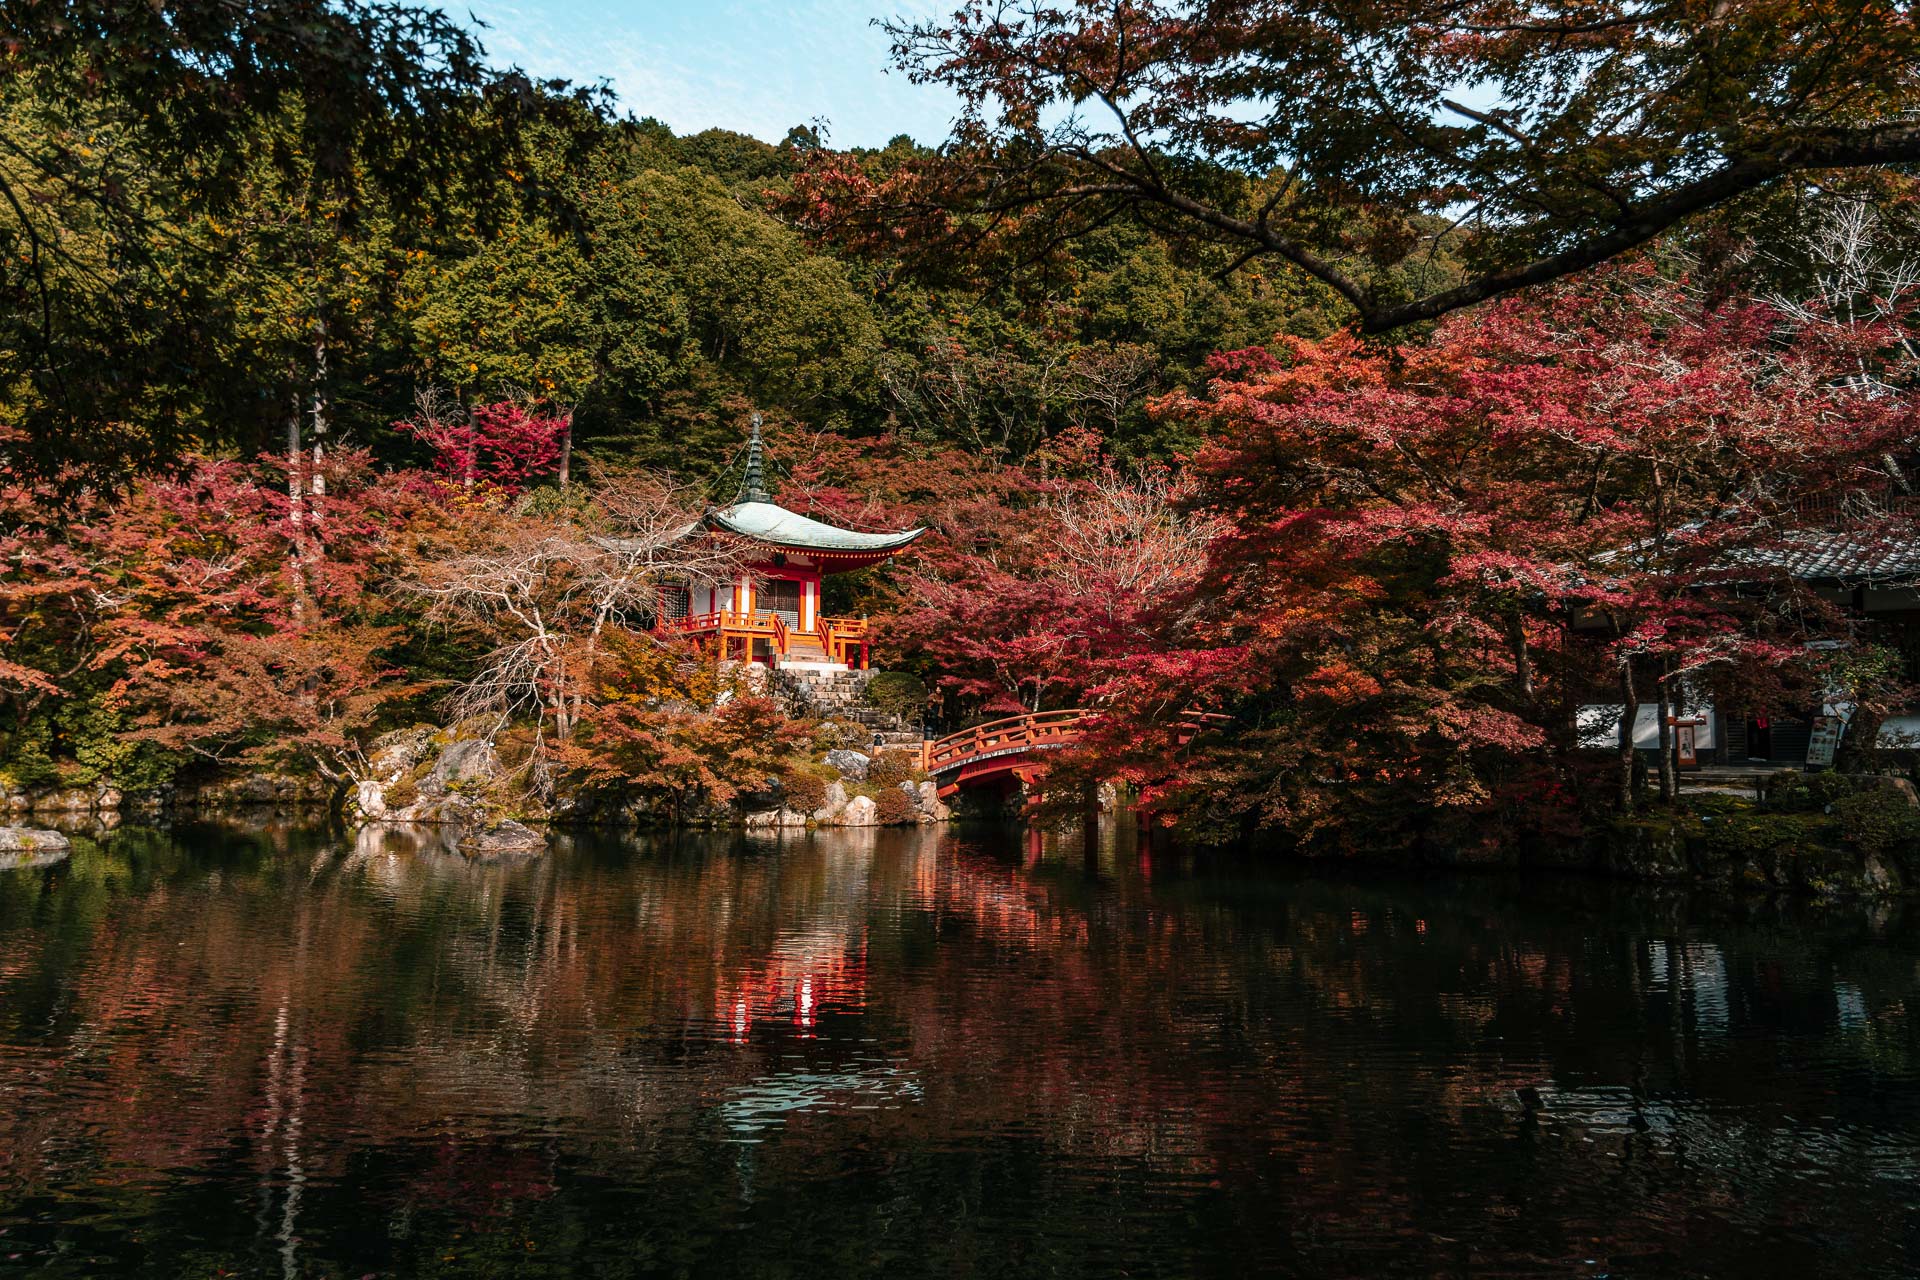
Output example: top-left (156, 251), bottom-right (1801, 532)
top-left (0, 823), bottom-right (1917, 1277)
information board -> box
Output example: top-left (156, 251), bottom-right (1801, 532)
top-left (1806, 716), bottom-right (1843, 768)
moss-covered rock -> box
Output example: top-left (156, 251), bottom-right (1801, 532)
top-left (1586, 800), bottom-right (1916, 897)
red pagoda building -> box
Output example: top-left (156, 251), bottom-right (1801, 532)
top-left (670, 418), bottom-right (921, 670)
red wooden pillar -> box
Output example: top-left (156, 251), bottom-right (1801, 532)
top-left (859, 642), bottom-right (870, 671)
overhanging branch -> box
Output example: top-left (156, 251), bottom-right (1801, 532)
top-left (1029, 120), bottom-right (1920, 333)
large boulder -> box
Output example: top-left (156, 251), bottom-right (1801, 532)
top-left (824, 749), bottom-right (871, 782)
top-left (915, 780), bottom-right (952, 823)
top-left (744, 808), bottom-right (810, 829)
top-left (391, 792), bottom-right (484, 828)
top-left (0, 827), bottom-right (71, 867)
top-left (811, 781), bottom-right (849, 824)
top-left (0, 827), bottom-right (70, 854)
top-left (353, 779), bottom-right (388, 820)
top-left (1858, 775), bottom-right (1920, 809)
top-left (367, 725), bottom-right (439, 782)
top-left (421, 738), bottom-right (503, 797)
top-left (838, 795), bottom-right (879, 827)
top-left (1864, 850), bottom-right (1906, 894)
top-left (456, 820), bottom-right (547, 858)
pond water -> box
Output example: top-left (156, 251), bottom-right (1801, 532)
top-left (0, 821), bottom-right (1917, 1278)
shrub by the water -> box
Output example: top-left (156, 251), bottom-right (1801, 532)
top-left (1834, 787), bottom-right (1920, 856)
top-left (1764, 771), bottom-right (1816, 812)
top-left (780, 768), bottom-right (829, 814)
top-left (868, 749), bottom-right (918, 788)
top-left (876, 786), bottom-right (918, 825)
top-left (813, 720), bottom-right (868, 753)
top-left (1805, 771), bottom-right (1854, 809)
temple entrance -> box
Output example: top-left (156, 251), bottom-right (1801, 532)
top-left (763, 578), bottom-right (801, 626)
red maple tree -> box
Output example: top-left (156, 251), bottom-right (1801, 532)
top-left (396, 394), bottom-right (572, 496)
top-left (1061, 266), bottom-right (1919, 850)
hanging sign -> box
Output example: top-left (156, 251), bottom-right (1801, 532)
top-left (1668, 714), bottom-right (1707, 769)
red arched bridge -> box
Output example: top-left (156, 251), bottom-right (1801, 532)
top-left (921, 710), bottom-right (1089, 798)
top-left (918, 708), bottom-right (1231, 799)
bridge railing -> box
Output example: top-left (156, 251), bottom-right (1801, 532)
top-left (924, 709), bottom-right (1088, 774)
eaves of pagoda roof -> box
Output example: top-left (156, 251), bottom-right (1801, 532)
top-left (705, 500), bottom-right (923, 555)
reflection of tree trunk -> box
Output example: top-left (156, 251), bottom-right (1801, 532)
top-left (257, 999), bottom-right (306, 1280)
top-left (1081, 779), bottom-right (1100, 873)
top-left (279, 1039), bottom-right (307, 1280)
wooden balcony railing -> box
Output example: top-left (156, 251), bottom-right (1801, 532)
top-left (818, 615), bottom-right (869, 667)
top-left (671, 609), bottom-right (869, 667)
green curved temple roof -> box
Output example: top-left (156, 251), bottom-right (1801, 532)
top-left (708, 501), bottom-right (923, 555)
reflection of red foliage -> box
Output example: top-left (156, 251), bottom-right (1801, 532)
top-left (422, 1141), bottom-right (556, 1221)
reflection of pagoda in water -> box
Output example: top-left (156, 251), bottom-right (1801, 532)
top-left (714, 928), bottom-right (870, 1042)
top-left (705, 835), bottom-right (890, 1043)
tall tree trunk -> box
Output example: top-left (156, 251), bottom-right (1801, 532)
top-left (1510, 609), bottom-right (1534, 701)
top-left (1617, 660), bottom-right (1639, 812)
top-left (557, 410), bottom-right (573, 492)
top-left (1654, 662), bottom-right (1677, 804)
top-left (309, 321), bottom-right (328, 509)
top-left (286, 390), bottom-right (310, 626)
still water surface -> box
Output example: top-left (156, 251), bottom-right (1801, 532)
top-left (0, 821), bottom-right (1917, 1278)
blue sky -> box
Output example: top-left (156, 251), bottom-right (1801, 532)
top-left (432, 1), bottom-right (965, 148)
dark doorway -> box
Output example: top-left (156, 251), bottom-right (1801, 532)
top-left (763, 578), bottom-right (801, 626)
top-left (1744, 715), bottom-right (1772, 761)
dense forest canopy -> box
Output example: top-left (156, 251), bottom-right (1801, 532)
top-left (0, 2), bottom-right (1348, 492)
top-left (3, 0), bottom-right (1920, 850)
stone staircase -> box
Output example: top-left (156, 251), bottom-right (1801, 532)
top-left (773, 665), bottom-right (923, 750)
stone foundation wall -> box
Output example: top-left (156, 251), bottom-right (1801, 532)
top-left (1534, 813), bottom-right (1913, 897)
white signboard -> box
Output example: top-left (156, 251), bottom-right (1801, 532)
top-left (1806, 716), bottom-right (1843, 768)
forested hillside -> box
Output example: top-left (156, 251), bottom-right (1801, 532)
top-left (6, 0), bottom-right (1920, 855)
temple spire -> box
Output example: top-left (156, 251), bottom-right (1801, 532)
top-left (737, 413), bottom-right (771, 504)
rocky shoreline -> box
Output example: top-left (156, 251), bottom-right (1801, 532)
top-left (2, 722), bottom-right (958, 856)
top-left (11, 733), bottom-right (1920, 897)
